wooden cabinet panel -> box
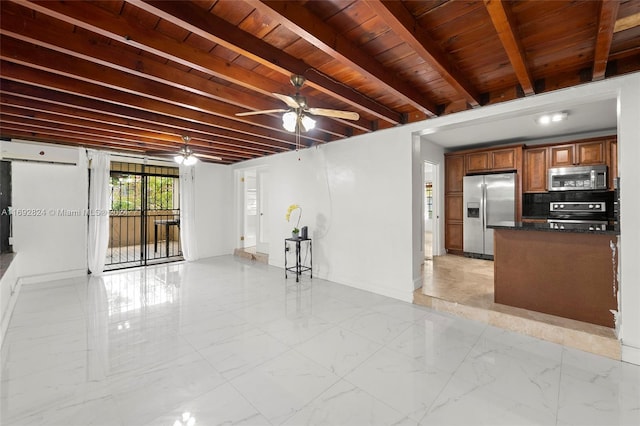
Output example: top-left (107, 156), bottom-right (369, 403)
top-left (491, 148), bottom-right (517, 170)
top-left (523, 147), bottom-right (547, 192)
top-left (576, 140), bottom-right (605, 165)
top-left (445, 194), bottom-right (463, 221)
top-left (465, 147), bottom-right (518, 173)
top-left (445, 154), bottom-right (465, 193)
top-left (465, 152), bottom-right (489, 173)
top-left (445, 222), bottom-right (463, 252)
top-left (550, 140), bottom-right (606, 167)
top-left (549, 144), bottom-right (574, 167)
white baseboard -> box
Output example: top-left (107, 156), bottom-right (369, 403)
top-left (19, 268), bottom-right (87, 285)
top-left (318, 270), bottom-right (415, 303)
top-left (622, 344), bottom-right (640, 365)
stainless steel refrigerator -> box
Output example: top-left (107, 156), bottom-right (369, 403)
top-left (463, 173), bottom-right (515, 259)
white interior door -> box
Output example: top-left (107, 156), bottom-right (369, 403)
top-left (243, 171), bottom-right (257, 248)
top-left (256, 169), bottom-right (269, 254)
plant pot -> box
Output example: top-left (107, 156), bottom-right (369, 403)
top-left (292, 232), bottom-right (300, 239)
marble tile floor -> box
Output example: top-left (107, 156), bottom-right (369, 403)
top-left (1, 255), bottom-right (638, 425)
top-left (416, 255), bottom-right (621, 360)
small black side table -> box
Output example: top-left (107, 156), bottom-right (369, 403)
top-left (284, 237), bottom-right (312, 282)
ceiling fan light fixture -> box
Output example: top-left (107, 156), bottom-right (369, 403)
top-left (282, 111), bottom-right (297, 132)
top-left (183, 155), bottom-right (198, 166)
top-left (301, 114), bottom-right (316, 131)
top-left (173, 154), bottom-right (185, 164)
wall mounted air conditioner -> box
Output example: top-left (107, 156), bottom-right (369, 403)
top-left (0, 140), bottom-right (79, 165)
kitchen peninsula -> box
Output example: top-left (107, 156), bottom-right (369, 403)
top-left (488, 222), bottom-right (619, 328)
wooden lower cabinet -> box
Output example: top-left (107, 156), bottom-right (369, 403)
top-left (494, 229), bottom-right (617, 328)
top-left (445, 222), bottom-right (463, 252)
top-left (445, 194), bottom-right (463, 253)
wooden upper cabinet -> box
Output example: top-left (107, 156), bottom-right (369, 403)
top-left (465, 152), bottom-right (489, 173)
top-left (549, 144), bottom-right (574, 167)
top-left (465, 146), bottom-right (519, 173)
top-left (491, 148), bottom-right (517, 170)
top-left (550, 140), bottom-right (606, 167)
top-left (445, 154), bottom-right (465, 193)
top-left (576, 140), bottom-right (605, 165)
top-left (523, 147), bottom-right (547, 192)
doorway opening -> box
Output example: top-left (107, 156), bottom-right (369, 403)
top-left (234, 167), bottom-right (269, 263)
top-left (105, 162), bottom-right (183, 270)
top-left (423, 161), bottom-right (437, 260)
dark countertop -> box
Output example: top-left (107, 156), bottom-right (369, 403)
top-left (488, 221), bottom-right (620, 235)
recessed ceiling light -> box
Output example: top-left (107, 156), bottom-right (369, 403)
top-left (536, 111), bottom-right (568, 125)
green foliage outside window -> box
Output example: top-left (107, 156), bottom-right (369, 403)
top-left (110, 173), bottom-right (176, 211)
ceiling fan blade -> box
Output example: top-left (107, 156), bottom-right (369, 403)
top-left (272, 93), bottom-right (301, 109)
top-left (307, 108), bottom-right (360, 120)
top-left (193, 153), bottom-right (222, 161)
top-left (235, 108), bottom-right (288, 117)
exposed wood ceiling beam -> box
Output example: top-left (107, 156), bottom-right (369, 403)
top-left (0, 79), bottom-right (289, 153)
top-left (483, 0), bottom-right (535, 96)
top-left (0, 99), bottom-right (272, 158)
top-left (0, 60), bottom-right (306, 152)
top-left (13, 0), bottom-right (373, 134)
top-left (614, 12), bottom-right (640, 32)
top-left (129, 0), bottom-right (403, 125)
top-left (247, 0), bottom-right (439, 117)
top-left (366, 0), bottom-right (482, 107)
top-left (593, 0), bottom-right (621, 81)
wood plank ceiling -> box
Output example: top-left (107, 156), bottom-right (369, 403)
top-left (1, 0), bottom-right (639, 164)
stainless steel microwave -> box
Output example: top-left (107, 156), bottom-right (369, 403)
top-left (548, 165), bottom-right (607, 191)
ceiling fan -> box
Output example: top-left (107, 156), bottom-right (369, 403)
top-left (235, 75), bottom-right (360, 132)
top-left (147, 136), bottom-right (222, 165)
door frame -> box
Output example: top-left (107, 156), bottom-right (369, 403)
top-left (234, 165), bottom-right (270, 251)
top-left (423, 160), bottom-right (442, 258)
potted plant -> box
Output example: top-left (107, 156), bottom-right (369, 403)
top-left (286, 204), bottom-right (302, 238)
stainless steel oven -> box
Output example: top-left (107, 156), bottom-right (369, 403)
top-left (547, 201), bottom-right (608, 231)
top-left (548, 165), bottom-right (607, 191)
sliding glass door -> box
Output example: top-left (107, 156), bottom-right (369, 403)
top-left (105, 162), bottom-right (182, 270)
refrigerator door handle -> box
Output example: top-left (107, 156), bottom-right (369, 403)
top-left (482, 183), bottom-right (487, 229)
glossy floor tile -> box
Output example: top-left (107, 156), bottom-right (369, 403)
top-left (1, 256), bottom-right (639, 425)
top-left (417, 255), bottom-right (621, 360)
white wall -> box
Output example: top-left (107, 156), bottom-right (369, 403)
top-left (233, 130), bottom-right (416, 301)
top-left (617, 74), bottom-right (640, 364)
top-left (12, 160), bottom-right (88, 278)
top-left (193, 161), bottom-right (234, 258)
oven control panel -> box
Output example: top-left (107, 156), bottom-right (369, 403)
top-left (549, 202), bottom-right (606, 212)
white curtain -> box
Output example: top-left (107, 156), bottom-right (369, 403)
top-left (179, 164), bottom-right (199, 261)
top-left (87, 150), bottom-right (111, 274)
